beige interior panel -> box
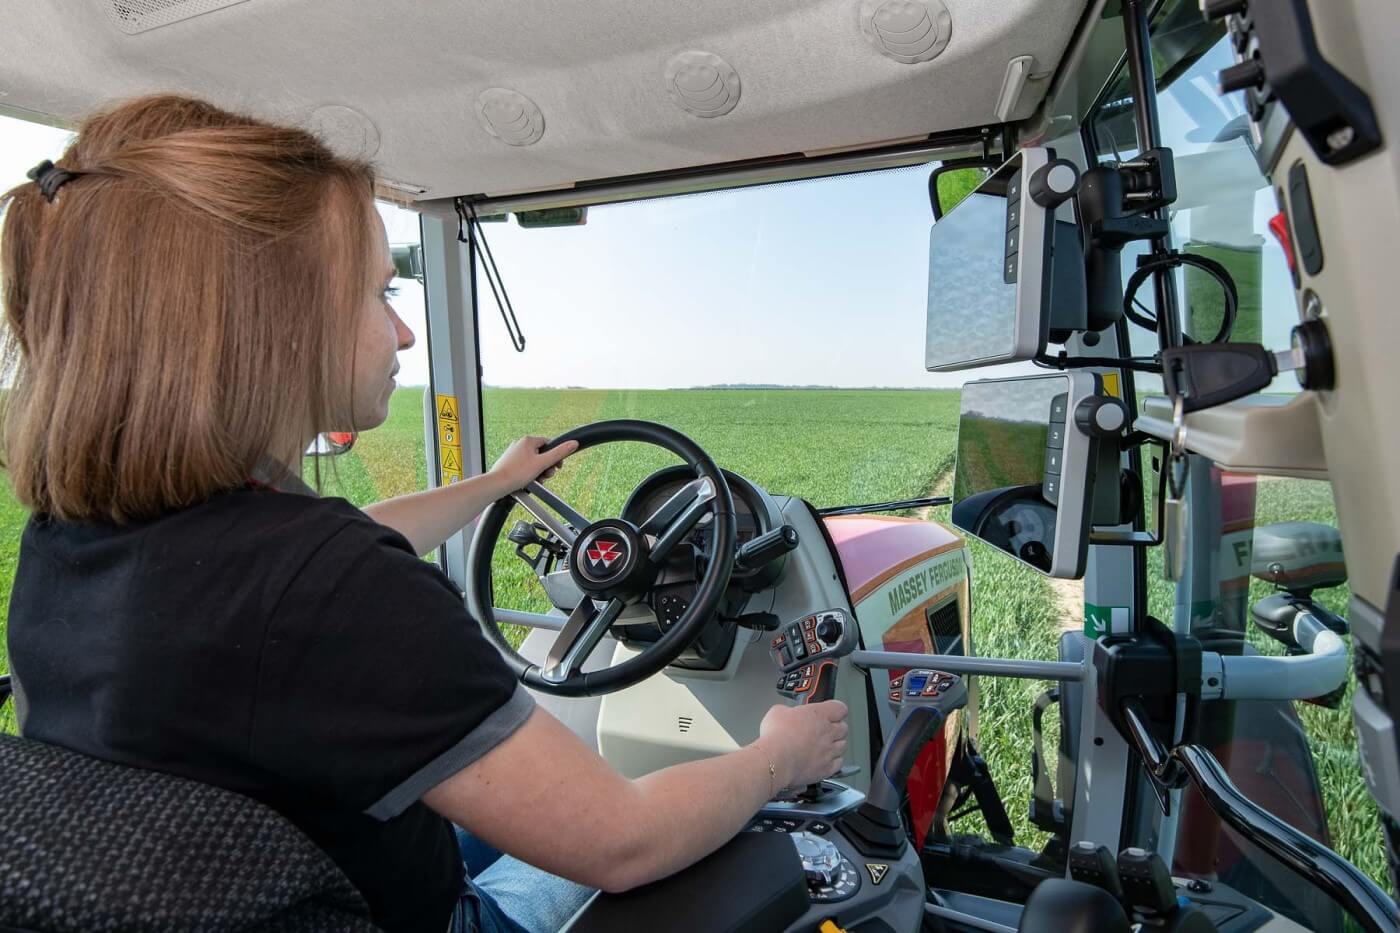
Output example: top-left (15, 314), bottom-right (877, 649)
top-left (0, 0), bottom-right (1088, 200)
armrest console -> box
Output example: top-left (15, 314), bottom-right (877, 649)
top-left (561, 831), bottom-right (808, 933)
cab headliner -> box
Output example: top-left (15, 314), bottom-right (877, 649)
top-left (0, 0), bottom-right (1090, 201)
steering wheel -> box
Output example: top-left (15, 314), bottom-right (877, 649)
top-left (466, 420), bottom-right (737, 697)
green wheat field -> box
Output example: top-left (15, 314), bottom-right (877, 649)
top-left (0, 385), bottom-right (1386, 890)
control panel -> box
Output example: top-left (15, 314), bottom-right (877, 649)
top-left (741, 815), bottom-right (861, 904)
top-left (742, 791), bottom-right (924, 929)
top-left (887, 668), bottom-right (968, 712)
top-left (769, 609), bottom-right (857, 702)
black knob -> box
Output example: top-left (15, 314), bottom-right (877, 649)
top-left (1074, 396), bottom-right (1129, 438)
top-left (1290, 318), bottom-right (1334, 390)
top-left (1201, 0), bottom-right (1247, 19)
top-left (816, 617), bottom-right (841, 645)
top-left (1218, 58), bottom-right (1266, 94)
top-left (1029, 159), bottom-right (1081, 209)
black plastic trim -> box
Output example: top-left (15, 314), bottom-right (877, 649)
top-left (1175, 744), bottom-right (1398, 933)
top-left (1286, 160), bottom-right (1324, 275)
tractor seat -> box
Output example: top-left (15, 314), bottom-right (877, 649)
top-left (0, 731), bottom-right (378, 932)
top-left (1250, 521), bottom-right (1346, 593)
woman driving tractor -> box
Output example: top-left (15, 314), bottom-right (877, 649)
top-left (0, 94), bottom-right (848, 933)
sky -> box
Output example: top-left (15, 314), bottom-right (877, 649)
top-left (0, 38), bottom-right (1300, 393)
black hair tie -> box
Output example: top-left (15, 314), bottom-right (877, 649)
top-left (26, 159), bottom-right (81, 203)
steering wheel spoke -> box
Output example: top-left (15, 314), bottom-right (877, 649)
top-left (541, 597), bottom-right (626, 684)
top-left (512, 482), bottom-right (589, 546)
top-left (641, 476), bottom-right (717, 563)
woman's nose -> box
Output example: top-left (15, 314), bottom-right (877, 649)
top-left (391, 307), bottom-right (415, 350)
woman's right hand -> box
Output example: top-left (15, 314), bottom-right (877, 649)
top-left (756, 700), bottom-right (849, 788)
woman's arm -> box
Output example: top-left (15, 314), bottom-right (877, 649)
top-left (423, 700), bottom-right (848, 893)
top-left (362, 436), bottom-right (578, 556)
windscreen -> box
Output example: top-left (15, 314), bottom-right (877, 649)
top-left (951, 378), bottom-right (1066, 572)
top-left (925, 172), bottom-right (1019, 370)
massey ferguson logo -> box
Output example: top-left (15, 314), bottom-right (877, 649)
top-left (585, 538), bottom-right (625, 572)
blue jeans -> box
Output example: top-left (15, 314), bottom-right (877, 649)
top-left (449, 827), bottom-right (595, 933)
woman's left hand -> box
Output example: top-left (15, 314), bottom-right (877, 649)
top-left (490, 436), bottom-right (580, 493)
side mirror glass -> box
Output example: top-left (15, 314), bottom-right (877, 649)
top-left (951, 373), bottom-right (1105, 578)
top-left (926, 148), bottom-right (1070, 372)
top-left (928, 161), bottom-right (995, 220)
top-left (306, 431), bottom-right (356, 456)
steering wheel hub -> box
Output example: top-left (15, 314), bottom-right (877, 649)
top-left (571, 519), bottom-right (651, 597)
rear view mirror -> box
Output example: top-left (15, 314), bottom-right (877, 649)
top-left (390, 244), bottom-right (423, 283)
top-left (306, 432), bottom-right (356, 456)
top-left (516, 207), bottom-right (588, 228)
top-left (924, 147), bottom-right (1081, 372)
top-left (951, 373), bottom-right (1115, 579)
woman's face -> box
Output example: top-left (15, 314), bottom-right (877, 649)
top-left (349, 212), bottom-right (415, 430)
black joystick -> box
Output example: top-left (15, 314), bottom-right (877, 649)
top-left (1116, 847), bottom-right (1177, 916)
top-left (1068, 841), bottom-right (1126, 905)
top-left (815, 616), bottom-right (842, 646)
top-left (840, 670), bottom-right (968, 859)
top-left (797, 663), bottom-right (840, 801)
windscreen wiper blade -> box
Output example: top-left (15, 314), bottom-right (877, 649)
top-left (817, 496), bottom-right (951, 517)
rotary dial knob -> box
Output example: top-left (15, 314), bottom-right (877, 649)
top-left (790, 831), bottom-right (842, 887)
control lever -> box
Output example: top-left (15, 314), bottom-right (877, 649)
top-left (839, 669), bottom-right (967, 859)
top-left (735, 524), bottom-right (799, 572)
top-left (798, 662), bottom-right (840, 800)
top-left (1116, 847), bottom-right (1177, 917)
top-left (767, 609), bottom-right (860, 801)
top-left (1068, 842), bottom-right (1127, 906)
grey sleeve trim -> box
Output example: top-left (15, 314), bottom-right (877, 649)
top-left (363, 684), bottom-right (537, 821)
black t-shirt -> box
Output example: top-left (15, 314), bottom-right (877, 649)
top-left (6, 483), bottom-right (535, 933)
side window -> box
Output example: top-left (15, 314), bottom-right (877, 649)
top-left (306, 201), bottom-right (432, 510)
top-left (1090, 26), bottom-right (1388, 921)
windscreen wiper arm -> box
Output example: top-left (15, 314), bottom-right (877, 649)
top-left (817, 496), bottom-right (951, 517)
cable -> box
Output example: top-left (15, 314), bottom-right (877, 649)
top-left (1122, 251), bottom-right (1238, 347)
top-left (455, 198), bottom-right (526, 352)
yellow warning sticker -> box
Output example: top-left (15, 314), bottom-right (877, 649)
top-left (435, 393), bottom-right (463, 484)
top-left (1102, 373), bottom-right (1122, 399)
top-left (441, 445), bottom-right (462, 474)
top-left (438, 421), bottom-right (459, 448)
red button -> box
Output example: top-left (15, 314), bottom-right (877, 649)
top-left (1268, 210), bottom-right (1296, 274)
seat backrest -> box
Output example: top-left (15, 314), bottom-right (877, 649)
top-left (0, 733), bottom-right (379, 932)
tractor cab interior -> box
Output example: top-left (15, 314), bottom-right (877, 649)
top-left (3, 0), bottom-right (1400, 931)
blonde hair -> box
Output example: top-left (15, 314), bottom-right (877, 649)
top-left (1, 95), bottom-right (377, 523)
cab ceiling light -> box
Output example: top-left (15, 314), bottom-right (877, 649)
top-left (306, 104), bottom-right (381, 160)
top-left (106, 0), bottom-right (251, 34)
top-left (664, 51), bottom-right (741, 118)
top-left (476, 88), bottom-right (546, 146)
top-left (859, 0), bottom-right (953, 65)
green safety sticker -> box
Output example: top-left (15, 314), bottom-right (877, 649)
top-left (1085, 604), bottom-right (1130, 638)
